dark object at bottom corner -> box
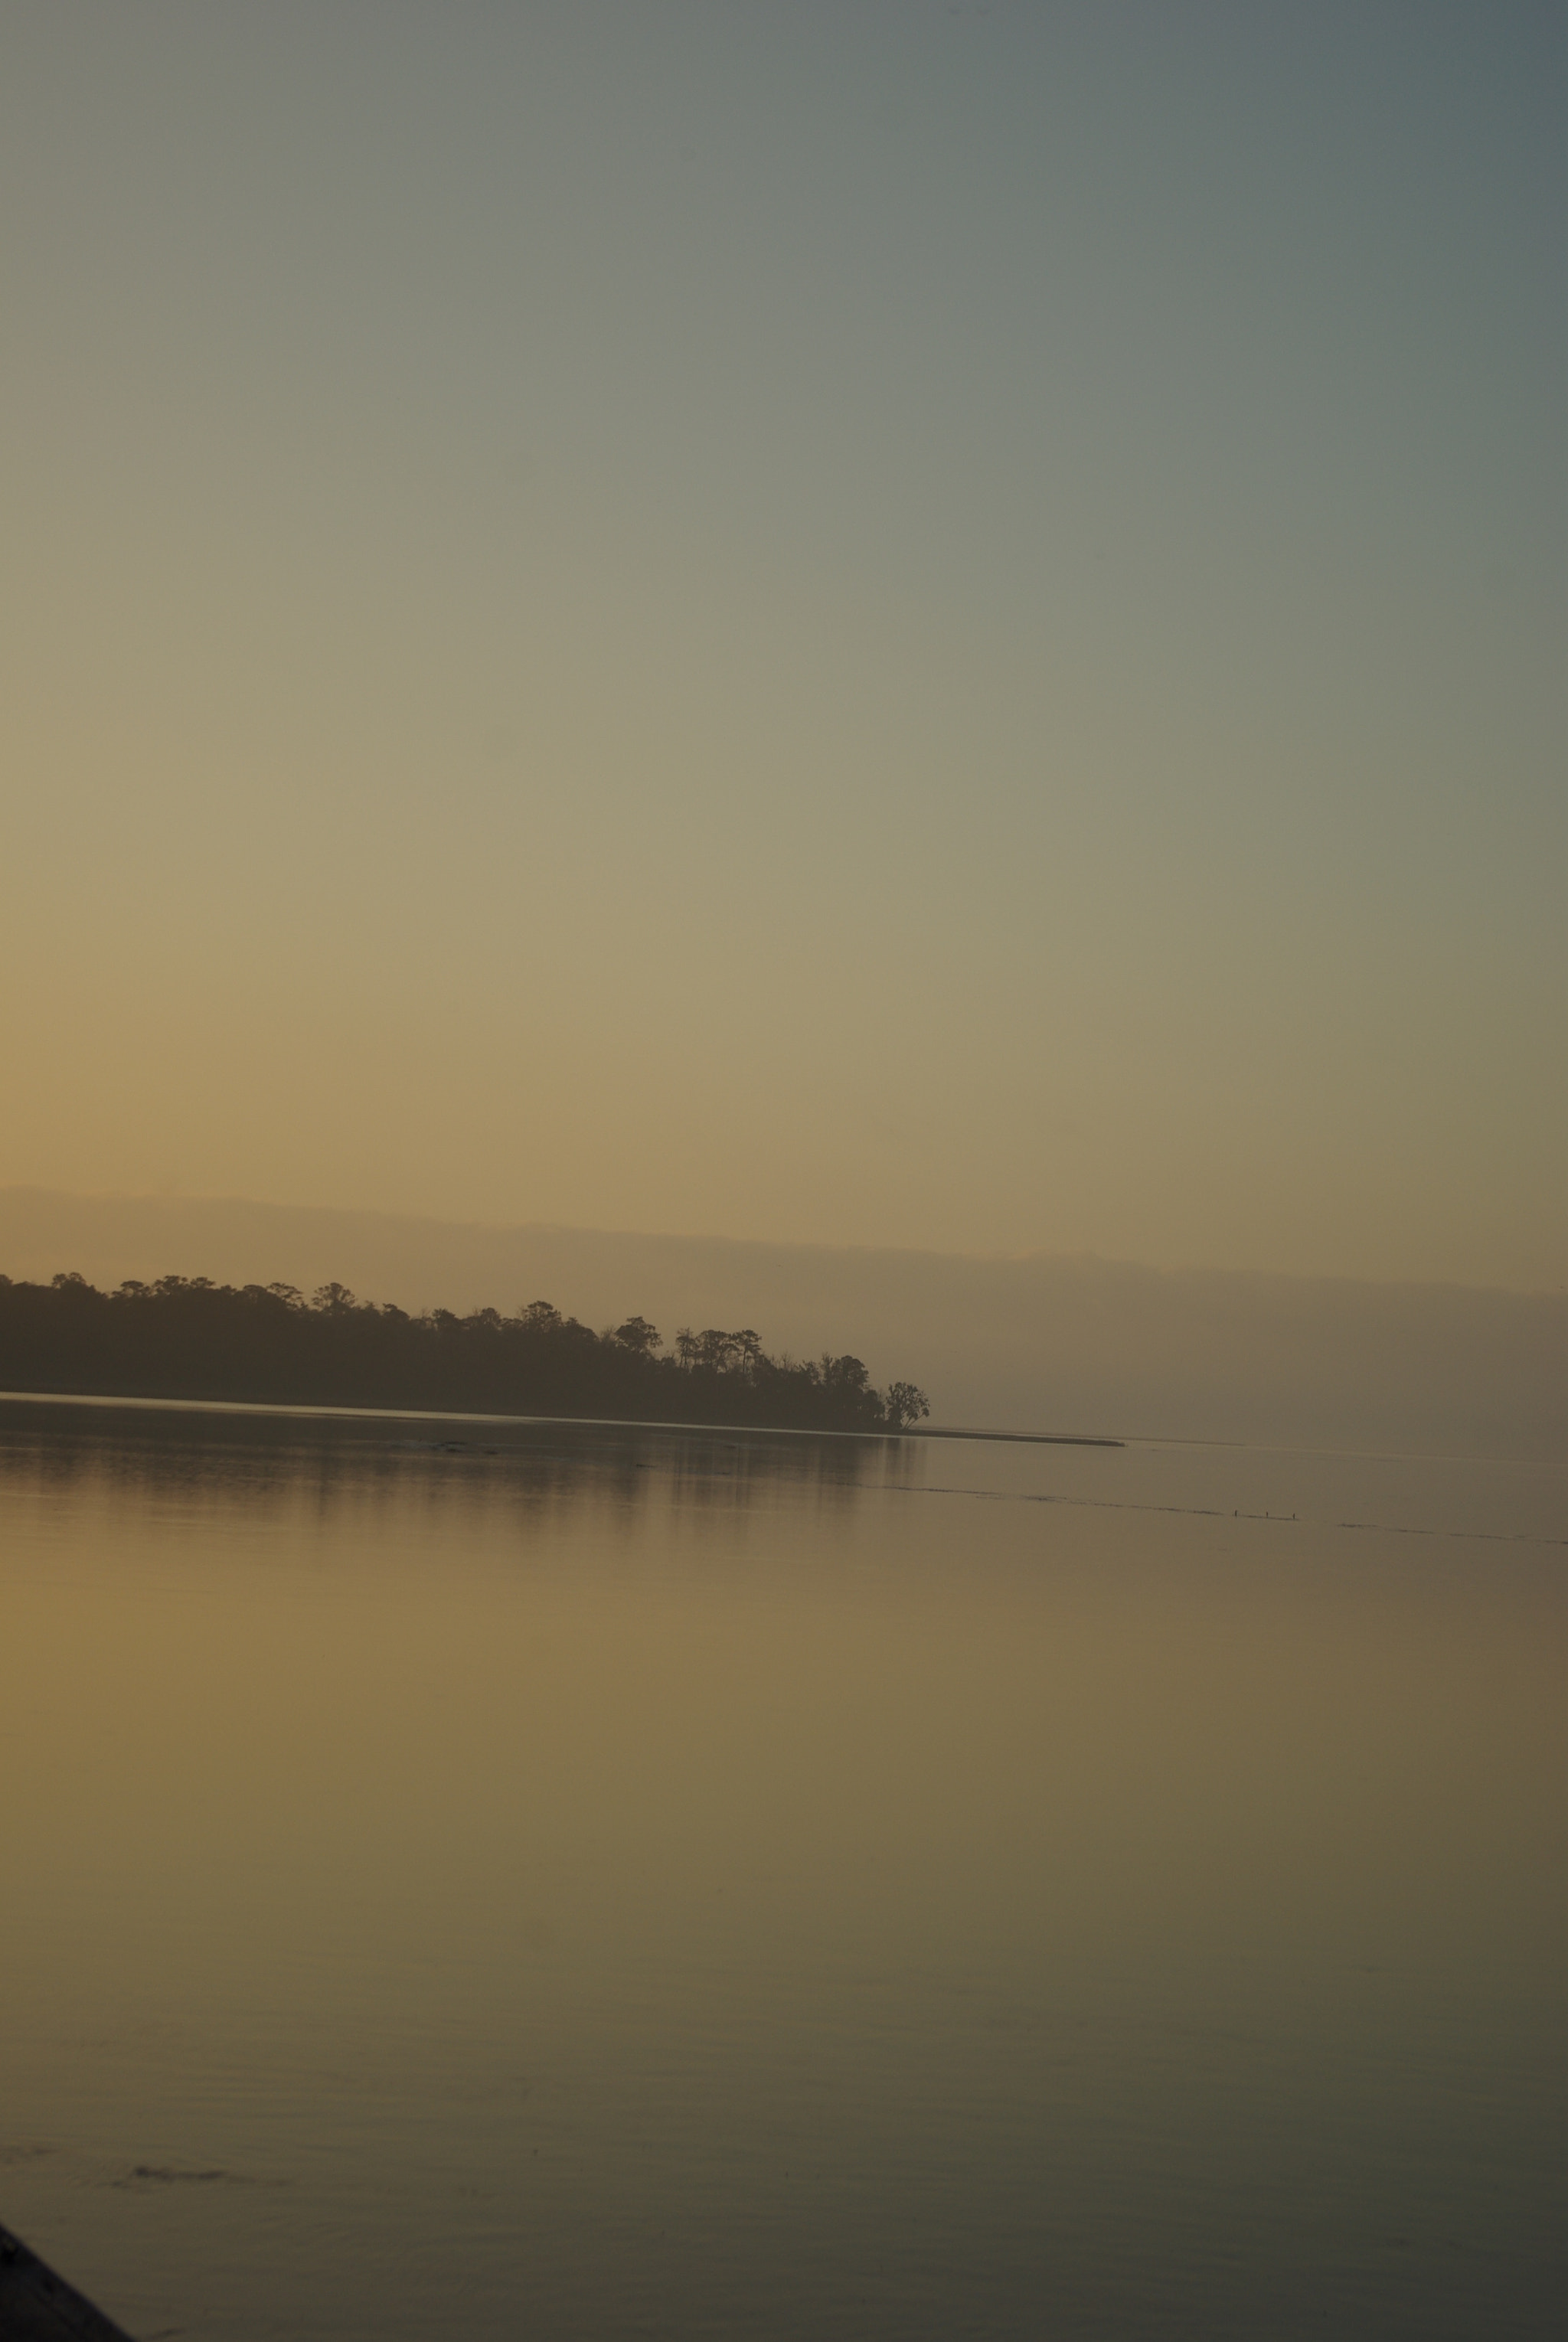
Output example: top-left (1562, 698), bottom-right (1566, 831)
top-left (0, 2225), bottom-right (136, 2341)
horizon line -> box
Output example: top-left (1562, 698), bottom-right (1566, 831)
top-left (2, 1184), bottom-right (1560, 1303)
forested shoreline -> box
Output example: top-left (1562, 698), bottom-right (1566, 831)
top-left (0, 1272), bottom-right (930, 1434)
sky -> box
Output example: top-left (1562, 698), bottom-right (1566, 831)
top-left (3, 1), bottom-right (1563, 1290)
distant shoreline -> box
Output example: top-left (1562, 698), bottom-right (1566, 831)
top-left (0, 1272), bottom-right (932, 1435)
top-left (0, 1388), bottom-right (1122, 1448)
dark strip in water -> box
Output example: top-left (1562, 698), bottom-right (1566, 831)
top-left (0, 2223), bottom-right (135, 2341)
top-left (0, 1389), bottom-right (884, 1439)
top-left (914, 1425), bottom-right (1125, 1447)
top-left (0, 1391), bottom-right (1123, 1446)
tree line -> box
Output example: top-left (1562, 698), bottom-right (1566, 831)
top-left (0, 1272), bottom-right (931, 1434)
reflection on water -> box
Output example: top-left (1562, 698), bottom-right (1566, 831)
top-left (0, 1398), bottom-right (1562, 2341)
top-left (0, 1396), bottom-right (910, 1511)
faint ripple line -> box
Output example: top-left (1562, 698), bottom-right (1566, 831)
top-left (903, 1485), bottom-right (1566, 1547)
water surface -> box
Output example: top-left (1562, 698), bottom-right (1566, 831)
top-left (1, 1399), bottom-right (1562, 2339)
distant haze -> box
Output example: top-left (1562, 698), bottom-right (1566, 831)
top-left (2, 1191), bottom-right (1559, 1464)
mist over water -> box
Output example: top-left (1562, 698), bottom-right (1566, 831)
top-left (2, 1400), bottom-right (1560, 2340)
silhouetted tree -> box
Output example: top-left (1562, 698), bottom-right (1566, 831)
top-left (884, 1381), bottom-right (930, 1431)
top-left (613, 1315), bottom-right (662, 1356)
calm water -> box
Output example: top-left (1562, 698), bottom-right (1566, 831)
top-left (1, 1398), bottom-right (1562, 2340)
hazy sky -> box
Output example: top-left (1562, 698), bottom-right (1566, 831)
top-left (3, 2), bottom-right (1562, 1287)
